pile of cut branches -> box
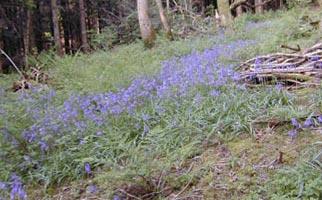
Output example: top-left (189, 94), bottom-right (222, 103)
top-left (238, 42), bottom-right (322, 89)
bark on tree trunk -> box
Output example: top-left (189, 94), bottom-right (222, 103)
top-left (155, 0), bottom-right (173, 40)
top-left (279, 0), bottom-right (284, 8)
top-left (51, 0), bottom-right (63, 56)
top-left (137, 0), bottom-right (155, 48)
top-left (79, 0), bottom-right (89, 52)
top-left (217, 0), bottom-right (232, 27)
top-left (23, 9), bottom-right (32, 67)
top-left (236, 6), bottom-right (243, 17)
top-left (201, 0), bottom-right (205, 16)
top-left (188, 0), bottom-right (193, 11)
top-left (318, 0), bottom-right (322, 7)
top-left (255, 0), bottom-right (264, 14)
top-left (89, 1), bottom-right (100, 34)
top-left (166, 0), bottom-right (170, 14)
top-left (29, 11), bottom-right (36, 55)
top-left (0, 29), bottom-right (3, 73)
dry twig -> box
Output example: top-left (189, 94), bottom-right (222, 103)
top-left (238, 42), bottom-right (322, 88)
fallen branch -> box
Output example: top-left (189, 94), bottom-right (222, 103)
top-left (0, 48), bottom-right (24, 77)
top-left (281, 44), bottom-right (301, 52)
top-left (238, 42), bottom-right (322, 88)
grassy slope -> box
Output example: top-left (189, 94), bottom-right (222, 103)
top-left (0, 7), bottom-right (321, 200)
top-left (52, 9), bottom-right (321, 199)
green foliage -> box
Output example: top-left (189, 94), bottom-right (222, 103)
top-left (89, 28), bottom-right (118, 50)
top-left (286, 0), bottom-right (314, 8)
top-left (49, 35), bottom-right (224, 93)
top-left (265, 144), bottom-right (322, 199)
top-left (1, 7), bottom-right (322, 199)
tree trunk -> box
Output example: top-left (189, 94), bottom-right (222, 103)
top-left (166, 0), bottom-right (170, 14)
top-left (188, 0), bottom-right (193, 11)
top-left (279, 0), bottom-right (284, 8)
top-left (79, 0), bottom-right (89, 52)
top-left (23, 8), bottom-right (32, 67)
top-left (318, 0), bottom-right (322, 7)
top-left (0, 27), bottom-right (3, 73)
top-left (255, 0), bottom-right (264, 14)
top-left (155, 0), bottom-right (173, 40)
top-left (217, 0), bottom-right (232, 27)
top-left (51, 0), bottom-right (63, 56)
top-left (236, 5), bottom-right (243, 17)
top-left (89, 0), bottom-right (100, 35)
top-left (201, 0), bottom-right (205, 16)
top-left (38, 0), bottom-right (52, 51)
top-left (137, 0), bottom-right (155, 48)
top-left (29, 11), bottom-right (36, 55)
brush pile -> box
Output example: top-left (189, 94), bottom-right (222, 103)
top-left (238, 42), bottom-right (322, 89)
top-left (12, 67), bottom-right (49, 92)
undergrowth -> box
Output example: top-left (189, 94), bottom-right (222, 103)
top-left (0, 7), bottom-right (321, 199)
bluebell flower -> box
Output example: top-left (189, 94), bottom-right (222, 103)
top-left (318, 115), bottom-right (322, 123)
top-left (288, 129), bottom-right (298, 139)
top-left (39, 141), bottom-right (49, 152)
top-left (209, 90), bottom-right (220, 97)
top-left (141, 113), bottom-right (150, 122)
top-left (96, 131), bottom-right (103, 136)
top-left (85, 163), bottom-right (91, 174)
top-left (17, 37), bottom-right (255, 154)
top-left (143, 124), bottom-right (150, 136)
top-left (80, 139), bottom-right (86, 145)
top-left (0, 182), bottom-right (7, 190)
top-left (10, 174), bottom-right (27, 200)
top-left (275, 83), bottom-right (283, 91)
top-left (87, 184), bottom-right (97, 193)
top-left (291, 118), bottom-right (301, 129)
top-left (193, 93), bottom-right (203, 106)
top-left (303, 117), bottom-right (313, 128)
top-left (309, 56), bottom-right (320, 62)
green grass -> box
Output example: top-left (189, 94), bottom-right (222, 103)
top-left (49, 36), bottom-right (223, 93)
top-left (0, 7), bottom-right (322, 200)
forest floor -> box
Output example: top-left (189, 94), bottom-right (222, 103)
top-left (0, 7), bottom-right (322, 200)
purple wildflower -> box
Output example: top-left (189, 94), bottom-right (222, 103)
top-left (10, 174), bottom-right (27, 200)
top-left (143, 124), bottom-right (150, 136)
top-left (80, 139), bottom-right (86, 145)
top-left (96, 131), bottom-right (103, 136)
top-left (113, 195), bottom-right (121, 200)
top-left (16, 37), bottom-right (255, 155)
top-left (39, 141), bottom-right (49, 152)
top-left (318, 115), bottom-right (322, 123)
top-left (0, 182), bottom-right (7, 190)
top-left (309, 56), bottom-right (320, 62)
top-left (87, 184), bottom-right (97, 193)
top-left (288, 129), bottom-right (298, 139)
top-left (142, 113), bottom-right (150, 122)
top-left (209, 90), bottom-right (220, 97)
top-left (85, 163), bottom-right (91, 174)
top-left (155, 105), bottom-right (165, 115)
top-left (275, 83), bottom-right (283, 91)
top-left (303, 117), bottom-right (313, 128)
top-left (291, 118), bottom-right (301, 129)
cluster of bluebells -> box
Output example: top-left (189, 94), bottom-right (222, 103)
top-left (0, 19), bottom-right (279, 197)
top-left (0, 174), bottom-right (27, 200)
top-left (288, 115), bottom-right (322, 139)
top-left (19, 39), bottom-right (254, 153)
top-left (1, 37), bottom-right (256, 196)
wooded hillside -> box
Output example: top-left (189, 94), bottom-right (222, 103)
top-left (1, 0), bottom-right (305, 72)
